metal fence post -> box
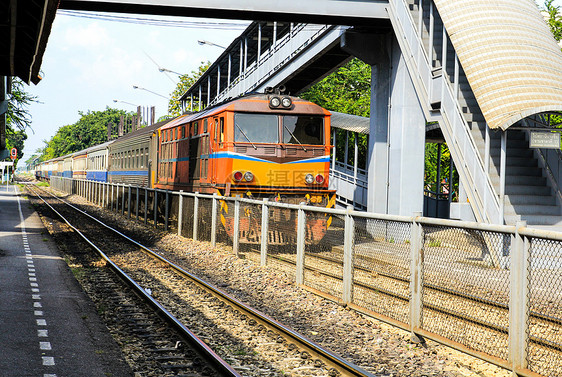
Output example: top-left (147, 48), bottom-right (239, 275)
top-left (102, 182), bottom-right (105, 208)
top-left (121, 184), bottom-right (125, 215)
top-left (178, 190), bottom-right (184, 236)
top-left (211, 193), bottom-right (218, 247)
top-left (509, 221), bottom-right (530, 373)
top-left (164, 190), bottom-right (169, 231)
top-left (153, 189), bottom-right (158, 228)
top-left (296, 205), bottom-right (306, 285)
top-left (144, 188), bottom-right (148, 224)
top-left (193, 193), bottom-right (199, 241)
top-left (136, 187), bottom-right (139, 220)
top-left (260, 198), bottom-right (269, 266)
top-left (410, 211), bottom-right (424, 343)
top-left (342, 205), bottom-right (355, 305)
top-left (233, 196), bottom-right (241, 257)
top-left (111, 183), bottom-right (115, 211)
top-left (128, 185), bottom-right (132, 219)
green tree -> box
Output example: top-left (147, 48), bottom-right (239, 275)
top-left (4, 77), bottom-right (38, 165)
top-left (302, 58), bottom-right (371, 117)
top-left (42, 107), bottom-right (131, 160)
top-left (168, 61), bottom-right (211, 117)
top-left (302, 58), bottom-right (371, 170)
top-left (543, 0), bottom-right (562, 42)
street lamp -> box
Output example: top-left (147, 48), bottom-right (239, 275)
top-left (198, 40), bottom-right (226, 49)
top-left (113, 99), bottom-right (138, 107)
top-left (158, 67), bottom-right (184, 76)
top-left (132, 85), bottom-right (168, 99)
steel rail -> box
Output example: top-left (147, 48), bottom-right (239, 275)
top-left (33, 185), bottom-right (375, 377)
top-left (27, 186), bottom-right (241, 377)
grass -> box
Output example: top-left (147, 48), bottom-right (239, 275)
top-left (428, 239), bottom-right (441, 247)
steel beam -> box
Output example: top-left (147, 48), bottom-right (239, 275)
top-left (59, 0), bottom-right (389, 25)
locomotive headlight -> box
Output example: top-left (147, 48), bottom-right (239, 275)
top-left (315, 174), bottom-right (325, 184)
top-left (233, 171), bottom-right (243, 181)
top-left (281, 97), bottom-right (292, 108)
top-left (269, 96), bottom-right (281, 108)
top-left (244, 171), bottom-right (254, 182)
top-left (305, 174), bottom-right (315, 184)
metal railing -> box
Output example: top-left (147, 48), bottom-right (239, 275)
top-left (50, 176), bottom-right (561, 377)
top-left (212, 24), bottom-right (338, 105)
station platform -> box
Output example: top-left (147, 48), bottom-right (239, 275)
top-left (0, 184), bottom-right (132, 377)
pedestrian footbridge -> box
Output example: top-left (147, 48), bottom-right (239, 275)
top-left (179, 0), bottom-right (562, 227)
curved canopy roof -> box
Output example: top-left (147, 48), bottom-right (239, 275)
top-left (433, 0), bottom-right (562, 130)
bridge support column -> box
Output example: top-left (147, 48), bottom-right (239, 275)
top-left (366, 37), bottom-right (425, 216)
top-left (386, 39), bottom-right (426, 216)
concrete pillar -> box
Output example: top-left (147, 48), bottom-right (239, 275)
top-left (386, 39), bottom-right (426, 216)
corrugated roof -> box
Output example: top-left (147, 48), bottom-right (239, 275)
top-left (433, 0), bottom-right (562, 130)
top-left (330, 111), bottom-right (369, 134)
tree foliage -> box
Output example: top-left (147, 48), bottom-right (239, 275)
top-left (4, 77), bottom-right (38, 165)
top-left (6, 77), bottom-right (37, 133)
top-left (302, 58), bottom-right (371, 117)
top-left (42, 107), bottom-right (131, 160)
top-left (302, 58), bottom-right (371, 170)
top-left (543, 0), bottom-right (562, 42)
top-left (168, 61), bottom-right (211, 117)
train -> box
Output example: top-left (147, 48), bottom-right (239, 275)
top-left (35, 91), bottom-right (336, 243)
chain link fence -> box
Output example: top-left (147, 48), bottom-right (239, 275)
top-left (420, 225), bottom-right (511, 360)
top-left (51, 176), bottom-right (562, 377)
top-left (352, 216), bottom-right (412, 325)
top-left (303, 211), bottom-right (345, 299)
top-left (526, 236), bottom-right (562, 377)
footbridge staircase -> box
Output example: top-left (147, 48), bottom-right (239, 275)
top-left (389, 0), bottom-right (562, 226)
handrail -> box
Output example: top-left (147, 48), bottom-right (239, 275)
top-left (210, 24), bottom-right (336, 106)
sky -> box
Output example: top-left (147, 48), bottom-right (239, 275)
top-left (21, 1), bottom-right (562, 159)
top-left (23, 11), bottom-right (248, 158)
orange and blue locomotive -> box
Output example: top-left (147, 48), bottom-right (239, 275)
top-left (153, 92), bottom-right (336, 243)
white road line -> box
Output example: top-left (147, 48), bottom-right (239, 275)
top-left (42, 357), bottom-right (55, 366)
top-left (39, 342), bottom-right (52, 350)
top-left (16, 188), bottom-right (58, 372)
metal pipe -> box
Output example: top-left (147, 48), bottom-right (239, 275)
top-left (499, 131), bottom-right (507, 225)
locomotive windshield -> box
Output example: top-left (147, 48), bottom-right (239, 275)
top-left (282, 115), bottom-right (324, 145)
top-left (234, 113), bottom-right (279, 143)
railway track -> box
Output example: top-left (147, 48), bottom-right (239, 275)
top-left (26, 184), bottom-right (374, 377)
